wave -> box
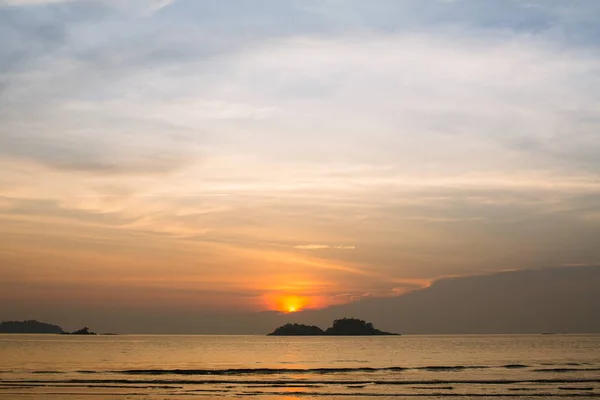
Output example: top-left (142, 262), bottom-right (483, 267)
top-left (27, 363), bottom-right (600, 377)
top-left (4, 378), bottom-right (600, 386)
top-left (12, 364), bottom-right (600, 377)
top-left (418, 366), bottom-right (487, 371)
top-left (115, 364), bottom-right (525, 376)
top-left (118, 367), bottom-right (411, 375)
top-left (15, 363), bottom-right (600, 379)
top-left (31, 371), bottom-right (65, 374)
top-left (503, 364), bottom-right (529, 369)
top-left (534, 368), bottom-right (600, 373)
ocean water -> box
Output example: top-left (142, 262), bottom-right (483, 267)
top-left (1, 334), bottom-right (599, 399)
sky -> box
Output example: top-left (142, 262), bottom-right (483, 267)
top-left (1, 0), bottom-right (600, 331)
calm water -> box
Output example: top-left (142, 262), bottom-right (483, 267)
top-left (1, 334), bottom-right (599, 399)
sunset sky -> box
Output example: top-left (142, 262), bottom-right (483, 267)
top-left (1, 0), bottom-right (600, 328)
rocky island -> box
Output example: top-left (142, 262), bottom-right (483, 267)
top-left (0, 320), bottom-right (98, 335)
top-left (62, 327), bottom-right (97, 335)
top-left (269, 323), bottom-right (325, 336)
top-left (268, 318), bottom-right (399, 336)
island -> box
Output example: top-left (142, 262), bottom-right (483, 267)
top-left (63, 327), bottom-right (97, 335)
top-left (268, 318), bottom-right (399, 336)
top-left (0, 320), bottom-right (64, 334)
top-left (0, 320), bottom-right (99, 335)
top-left (269, 323), bottom-right (325, 336)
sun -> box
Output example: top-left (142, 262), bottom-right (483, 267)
top-left (278, 295), bottom-right (306, 313)
top-left (264, 293), bottom-right (313, 313)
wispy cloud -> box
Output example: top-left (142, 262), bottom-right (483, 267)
top-left (0, 0), bottom-right (176, 10)
top-left (294, 245), bottom-right (356, 250)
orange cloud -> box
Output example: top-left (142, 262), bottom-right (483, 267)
top-left (294, 244), bottom-right (356, 250)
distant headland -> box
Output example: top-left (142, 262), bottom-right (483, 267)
top-left (0, 320), bottom-right (97, 335)
top-left (0, 320), bottom-right (64, 334)
top-left (268, 318), bottom-right (399, 336)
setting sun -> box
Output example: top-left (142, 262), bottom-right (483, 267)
top-left (281, 296), bottom-right (305, 313)
top-left (263, 292), bottom-right (332, 313)
top-left (268, 295), bottom-right (307, 313)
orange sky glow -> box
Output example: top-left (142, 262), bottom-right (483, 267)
top-left (264, 294), bottom-right (327, 313)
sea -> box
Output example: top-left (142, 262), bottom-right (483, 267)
top-left (1, 334), bottom-right (599, 399)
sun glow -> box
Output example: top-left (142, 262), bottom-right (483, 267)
top-left (264, 290), bottom-right (332, 313)
top-left (270, 295), bottom-right (307, 313)
top-left (282, 296), bottom-right (305, 313)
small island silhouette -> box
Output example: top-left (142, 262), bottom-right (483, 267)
top-left (62, 327), bottom-right (97, 335)
top-left (268, 318), bottom-right (399, 336)
top-left (0, 320), bottom-right (97, 335)
top-left (0, 320), bottom-right (64, 334)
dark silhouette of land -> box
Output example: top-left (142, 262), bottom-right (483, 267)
top-left (325, 318), bottom-right (398, 335)
top-left (268, 318), bottom-right (398, 336)
top-left (0, 320), bottom-right (98, 335)
top-left (0, 320), bottom-right (64, 334)
top-left (268, 323), bottom-right (324, 335)
top-left (63, 327), bottom-right (97, 335)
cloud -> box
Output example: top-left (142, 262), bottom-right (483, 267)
top-left (46, 152), bottom-right (196, 175)
top-left (0, 0), bottom-right (72, 5)
top-left (0, 0), bottom-right (175, 11)
top-left (295, 245), bottom-right (356, 250)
